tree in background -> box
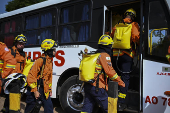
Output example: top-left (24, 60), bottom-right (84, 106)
top-left (6, 0), bottom-right (47, 12)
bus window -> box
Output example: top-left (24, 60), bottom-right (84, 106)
top-left (59, 22), bottom-right (90, 43)
top-left (59, 2), bottom-right (91, 43)
top-left (25, 14), bottom-right (39, 30)
top-left (40, 10), bottom-right (55, 27)
top-left (74, 3), bottom-right (90, 21)
top-left (4, 21), bottom-right (10, 33)
top-left (148, 1), bottom-right (170, 58)
top-left (60, 6), bottom-right (74, 24)
top-left (39, 28), bottom-right (55, 44)
top-left (0, 17), bottom-right (22, 46)
top-left (3, 33), bottom-right (20, 46)
top-left (24, 30), bottom-right (38, 45)
top-left (1, 18), bottom-right (21, 34)
top-left (12, 17), bottom-right (22, 32)
top-left (24, 9), bottom-right (56, 46)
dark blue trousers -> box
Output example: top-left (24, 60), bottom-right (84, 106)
top-left (112, 54), bottom-right (133, 104)
top-left (24, 87), bottom-right (53, 113)
top-left (81, 83), bottom-right (108, 113)
top-left (3, 94), bottom-right (9, 113)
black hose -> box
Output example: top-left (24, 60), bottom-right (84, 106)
top-left (116, 49), bottom-right (139, 74)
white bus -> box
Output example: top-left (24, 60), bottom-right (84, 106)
top-left (0, 0), bottom-right (170, 113)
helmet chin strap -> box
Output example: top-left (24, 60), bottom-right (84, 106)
top-left (44, 49), bottom-right (55, 58)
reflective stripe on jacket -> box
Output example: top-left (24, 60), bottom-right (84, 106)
top-left (0, 42), bottom-right (16, 78)
top-left (27, 54), bottom-right (53, 99)
top-left (91, 53), bottom-right (118, 91)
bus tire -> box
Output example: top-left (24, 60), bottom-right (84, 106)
top-left (59, 75), bottom-right (83, 113)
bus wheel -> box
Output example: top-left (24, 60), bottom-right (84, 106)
top-left (59, 75), bottom-right (84, 113)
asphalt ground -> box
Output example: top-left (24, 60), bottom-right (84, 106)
top-left (0, 94), bottom-right (141, 113)
top-left (0, 94), bottom-right (65, 113)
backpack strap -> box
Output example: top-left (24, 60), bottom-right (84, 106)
top-left (95, 68), bottom-right (107, 92)
top-left (11, 48), bottom-right (16, 58)
top-left (118, 19), bottom-right (132, 25)
top-left (96, 73), bottom-right (100, 92)
top-left (37, 57), bottom-right (46, 91)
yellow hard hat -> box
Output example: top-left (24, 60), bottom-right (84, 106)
top-left (98, 35), bottom-right (113, 45)
top-left (41, 39), bottom-right (58, 51)
top-left (125, 8), bottom-right (136, 17)
top-left (14, 34), bottom-right (27, 43)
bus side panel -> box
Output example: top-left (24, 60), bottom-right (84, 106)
top-left (143, 60), bottom-right (170, 113)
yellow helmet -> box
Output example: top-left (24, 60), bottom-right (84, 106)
top-left (124, 8), bottom-right (136, 17)
top-left (41, 39), bottom-right (58, 51)
top-left (14, 34), bottom-right (27, 43)
top-left (98, 35), bottom-right (113, 45)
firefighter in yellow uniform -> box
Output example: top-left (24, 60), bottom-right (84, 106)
top-left (2, 34), bottom-right (27, 113)
top-left (81, 35), bottom-right (125, 113)
top-left (25, 39), bottom-right (57, 113)
top-left (110, 8), bottom-right (140, 111)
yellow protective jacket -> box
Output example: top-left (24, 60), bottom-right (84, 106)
top-left (27, 54), bottom-right (53, 99)
top-left (10, 46), bottom-right (27, 73)
top-left (0, 42), bottom-right (16, 78)
top-left (91, 53), bottom-right (118, 91)
top-left (111, 18), bottom-right (140, 58)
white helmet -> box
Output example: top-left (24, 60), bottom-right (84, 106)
top-left (3, 73), bottom-right (26, 94)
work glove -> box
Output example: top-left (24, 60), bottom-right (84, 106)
top-left (113, 76), bottom-right (125, 87)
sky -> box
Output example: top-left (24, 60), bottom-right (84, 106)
top-left (0, 0), bottom-right (11, 14)
top-left (0, 0), bottom-right (54, 14)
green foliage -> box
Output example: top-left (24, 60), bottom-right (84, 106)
top-left (6, 0), bottom-right (47, 12)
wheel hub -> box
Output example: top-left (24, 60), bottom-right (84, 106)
top-left (67, 84), bottom-right (85, 111)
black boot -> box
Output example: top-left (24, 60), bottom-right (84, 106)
top-left (117, 103), bottom-right (127, 111)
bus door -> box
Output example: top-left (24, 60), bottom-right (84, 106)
top-left (143, 0), bottom-right (170, 112)
top-left (104, 1), bottom-right (141, 112)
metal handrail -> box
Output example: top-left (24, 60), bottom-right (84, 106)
top-left (149, 28), bottom-right (168, 54)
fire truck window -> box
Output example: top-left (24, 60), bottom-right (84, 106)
top-left (148, 1), bottom-right (170, 58)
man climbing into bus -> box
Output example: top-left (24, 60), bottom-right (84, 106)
top-left (25, 39), bottom-right (58, 113)
top-left (1, 34), bottom-right (28, 113)
top-left (110, 8), bottom-right (140, 111)
top-left (81, 35), bottom-right (125, 113)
